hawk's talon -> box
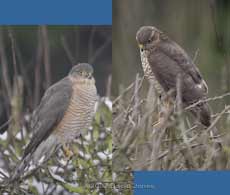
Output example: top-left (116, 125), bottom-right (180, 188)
top-left (63, 144), bottom-right (74, 159)
top-left (159, 94), bottom-right (162, 100)
top-left (152, 121), bottom-right (159, 127)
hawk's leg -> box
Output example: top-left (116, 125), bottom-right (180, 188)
top-left (151, 94), bottom-right (160, 126)
top-left (152, 93), bottom-right (165, 127)
top-left (152, 93), bottom-right (174, 129)
top-left (62, 144), bottom-right (74, 159)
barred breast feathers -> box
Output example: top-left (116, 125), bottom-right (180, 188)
top-left (55, 78), bottom-right (97, 141)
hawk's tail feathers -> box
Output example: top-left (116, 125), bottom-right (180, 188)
top-left (189, 102), bottom-right (211, 127)
top-left (193, 103), bottom-right (223, 147)
top-left (9, 153), bottom-right (32, 183)
top-left (198, 103), bottom-right (211, 127)
top-left (9, 141), bottom-right (61, 184)
top-left (209, 126), bottom-right (223, 149)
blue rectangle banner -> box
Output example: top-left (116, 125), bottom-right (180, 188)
top-left (0, 0), bottom-right (112, 25)
top-left (134, 171), bottom-right (230, 195)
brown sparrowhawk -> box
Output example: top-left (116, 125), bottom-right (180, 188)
top-left (12, 63), bottom-right (97, 181)
top-left (136, 26), bottom-right (212, 127)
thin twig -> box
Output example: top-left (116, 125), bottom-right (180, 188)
top-left (8, 28), bottom-right (19, 93)
top-left (41, 26), bottom-right (51, 88)
top-left (34, 27), bottom-right (43, 107)
top-left (0, 117), bottom-right (12, 132)
top-left (0, 28), bottom-right (11, 100)
top-left (193, 48), bottom-right (200, 62)
top-left (61, 35), bottom-right (75, 64)
top-left (89, 35), bottom-right (111, 64)
top-left (185, 92), bottom-right (230, 110)
top-left (206, 105), bottom-right (230, 133)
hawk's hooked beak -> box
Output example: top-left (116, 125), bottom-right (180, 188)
top-left (88, 73), bottom-right (92, 79)
top-left (139, 44), bottom-right (144, 52)
top-left (83, 71), bottom-right (92, 79)
top-left (82, 71), bottom-right (87, 77)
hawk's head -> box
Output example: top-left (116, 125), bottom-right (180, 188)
top-left (69, 63), bottom-right (94, 83)
top-left (136, 26), bottom-right (162, 51)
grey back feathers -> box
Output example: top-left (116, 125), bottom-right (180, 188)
top-left (10, 77), bottom-right (72, 182)
top-left (25, 77), bottom-right (72, 157)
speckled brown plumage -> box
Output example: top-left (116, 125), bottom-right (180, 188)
top-left (140, 48), bottom-right (165, 96)
top-left (136, 26), bottom-right (211, 127)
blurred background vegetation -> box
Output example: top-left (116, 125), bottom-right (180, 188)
top-left (0, 25), bottom-right (112, 194)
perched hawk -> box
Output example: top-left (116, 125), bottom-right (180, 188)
top-left (136, 26), bottom-right (212, 127)
top-left (11, 63), bottom-right (97, 181)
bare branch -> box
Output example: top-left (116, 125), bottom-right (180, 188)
top-left (41, 26), bottom-right (51, 88)
top-left (185, 92), bottom-right (230, 111)
top-left (61, 35), bottom-right (75, 65)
